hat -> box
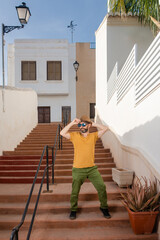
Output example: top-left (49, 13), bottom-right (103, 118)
top-left (80, 115), bottom-right (92, 124)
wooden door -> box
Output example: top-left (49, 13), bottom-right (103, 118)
top-left (62, 106), bottom-right (71, 126)
top-left (38, 107), bottom-right (50, 123)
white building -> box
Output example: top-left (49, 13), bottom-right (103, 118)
top-left (8, 39), bottom-right (76, 123)
top-left (95, 13), bottom-right (160, 181)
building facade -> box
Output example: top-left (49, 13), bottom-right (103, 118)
top-left (8, 40), bottom-right (96, 123)
top-left (95, 13), bottom-right (160, 180)
top-left (8, 39), bottom-right (76, 123)
top-left (76, 42), bottom-right (96, 119)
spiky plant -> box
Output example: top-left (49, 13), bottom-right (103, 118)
top-left (121, 177), bottom-right (160, 212)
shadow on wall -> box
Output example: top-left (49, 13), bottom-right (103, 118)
top-left (96, 114), bottom-right (160, 180)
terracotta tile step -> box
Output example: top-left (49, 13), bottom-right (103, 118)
top-left (0, 158), bottom-right (114, 165)
top-left (0, 227), bottom-right (158, 240)
top-left (0, 200), bottom-right (125, 215)
top-left (0, 154), bottom-right (112, 160)
top-left (15, 146), bottom-right (104, 151)
top-left (15, 145), bottom-right (104, 150)
top-left (17, 142), bottom-right (103, 147)
top-left (21, 138), bottom-right (102, 143)
top-left (0, 174), bottom-right (113, 184)
top-left (3, 151), bottom-right (111, 157)
top-left (25, 133), bottom-right (62, 136)
top-left (0, 191), bottom-right (122, 204)
top-left (20, 141), bottom-right (101, 146)
top-left (0, 211), bottom-right (130, 230)
top-left (23, 136), bottom-right (59, 141)
top-left (0, 163), bottom-right (116, 171)
top-left (30, 129), bottom-right (60, 132)
top-left (13, 149), bottom-right (109, 154)
top-left (0, 168), bottom-right (112, 177)
top-left (17, 141), bottom-right (102, 145)
top-left (29, 130), bottom-right (60, 133)
top-left (0, 181), bottom-right (125, 201)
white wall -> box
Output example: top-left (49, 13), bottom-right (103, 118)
top-left (0, 87), bottom-right (38, 155)
top-left (96, 15), bottom-right (154, 81)
top-left (95, 17), bottom-right (107, 111)
top-left (95, 85), bottom-right (160, 180)
top-left (95, 15), bottom-right (160, 180)
top-left (8, 39), bottom-right (76, 122)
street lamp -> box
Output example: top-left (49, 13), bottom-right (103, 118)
top-left (2, 2), bottom-right (31, 88)
top-left (73, 60), bottom-right (79, 81)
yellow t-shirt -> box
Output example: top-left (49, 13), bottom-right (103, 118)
top-left (69, 132), bottom-right (99, 168)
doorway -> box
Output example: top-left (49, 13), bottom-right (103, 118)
top-left (38, 107), bottom-right (50, 123)
top-left (62, 106), bottom-right (71, 126)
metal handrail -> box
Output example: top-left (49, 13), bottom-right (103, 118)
top-left (10, 123), bottom-right (63, 240)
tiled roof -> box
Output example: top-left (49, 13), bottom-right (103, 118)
top-left (107, 11), bottom-right (138, 18)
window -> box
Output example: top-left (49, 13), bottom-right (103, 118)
top-left (90, 103), bottom-right (96, 119)
top-left (47, 61), bottom-right (62, 80)
top-left (21, 61), bottom-right (36, 80)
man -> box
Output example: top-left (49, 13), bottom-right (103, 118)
top-left (60, 115), bottom-right (111, 220)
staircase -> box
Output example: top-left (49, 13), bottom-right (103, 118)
top-left (0, 123), bottom-right (158, 239)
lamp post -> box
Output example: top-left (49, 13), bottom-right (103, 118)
top-left (73, 60), bottom-right (79, 81)
top-left (2, 2), bottom-right (31, 88)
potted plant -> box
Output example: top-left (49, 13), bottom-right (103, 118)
top-left (121, 177), bottom-right (160, 234)
top-left (112, 168), bottom-right (134, 187)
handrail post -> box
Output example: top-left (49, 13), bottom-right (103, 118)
top-left (10, 229), bottom-right (18, 240)
top-left (15, 230), bottom-right (18, 240)
top-left (58, 124), bottom-right (60, 150)
top-left (46, 145), bottom-right (49, 191)
top-left (61, 134), bottom-right (62, 150)
top-left (52, 147), bottom-right (55, 184)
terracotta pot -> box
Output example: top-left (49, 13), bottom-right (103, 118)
top-left (126, 206), bottom-right (159, 234)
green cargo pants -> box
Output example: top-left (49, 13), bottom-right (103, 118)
top-left (70, 166), bottom-right (108, 211)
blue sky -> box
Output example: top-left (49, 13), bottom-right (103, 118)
top-left (0, 0), bottom-right (108, 85)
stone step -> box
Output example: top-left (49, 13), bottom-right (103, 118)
top-left (0, 186), bottom-right (124, 203)
top-left (3, 151), bottom-right (111, 158)
top-left (0, 158), bottom-right (114, 166)
top-left (0, 163), bottom-right (116, 171)
top-left (0, 168), bottom-right (112, 177)
top-left (15, 146), bottom-right (104, 151)
top-left (19, 140), bottom-right (101, 145)
top-left (16, 143), bottom-right (103, 148)
top-left (21, 138), bottom-right (102, 143)
top-left (0, 211), bottom-right (130, 230)
top-left (0, 174), bottom-right (113, 184)
top-left (13, 148), bottom-right (109, 154)
top-left (0, 200), bottom-right (125, 215)
top-left (0, 227), bottom-right (158, 240)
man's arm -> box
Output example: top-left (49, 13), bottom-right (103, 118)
top-left (60, 118), bottom-right (80, 139)
top-left (92, 122), bottom-right (109, 138)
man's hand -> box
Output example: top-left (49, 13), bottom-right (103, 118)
top-left (72, 118), bottom-right (81, 125)
top-left (92, 122), bottom-right (109, 138)
top-left (60, 118), bottom-right (80, 140)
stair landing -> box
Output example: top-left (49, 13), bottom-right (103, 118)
top-left (0, 182), bottom-right (158, 240)
top-left (0, 123), bottom-right (158, 239)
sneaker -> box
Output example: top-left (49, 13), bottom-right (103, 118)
top-left (100, 208), bottom-right (111, 219)
top-left (69, 211), bottom-right (76, 220)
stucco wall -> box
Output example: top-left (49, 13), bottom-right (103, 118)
top-left (96, 15), bottom-right (154, 81)
top-left (8, 39), bottom-right (76, 122)
top-left (76, 43), bottom-right (95, 118)
top-left (95, 19), bottom-right (107, 112)
top-left (95, 84), bottom-right (160, 181)
top-left (95, 14), bottom-right (160, 179)
top-left (0, 87), bottom-right (38, 155)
